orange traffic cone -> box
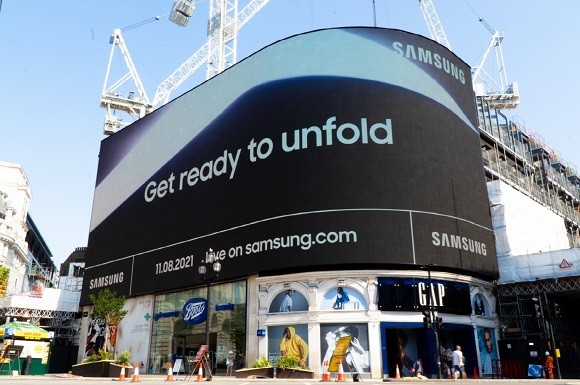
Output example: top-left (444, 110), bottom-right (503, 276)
top-left (195, 365), bottom-right (204, 382)
top-left (395, 364), bottom-right (401, 379)
top-left (446, 367), bottom-right (452, 379)
top-left (473, 367), bottom-right (478, 380)
top-left (165, 361), bottom-right (174, 382)
top-left (118, 366), bottom-right (126, 381)
top-left (320, 360), bottom-right (330, 382)
top-left (130, 361), bottom-right (141, 383)
top-left (336, 360), bottom-right (346, 382)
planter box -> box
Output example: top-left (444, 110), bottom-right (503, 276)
top-left (276, 367), bottom-right (315, 379)
top-left (71, 361), bottom-right (131, 377)
top-left (235, 367), bottom-right (314, 379)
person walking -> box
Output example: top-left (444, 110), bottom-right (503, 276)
top-left (452, 345), bottom-right (465, 379)
top-left (226, 350), bottom-right (235, 376)
top-left (544, 351), bottom-right (555, 379)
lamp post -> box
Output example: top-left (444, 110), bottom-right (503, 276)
top-left (422, 263), bottom-right (442, 379)
top-left (198, 248), bottom-right (222, 351)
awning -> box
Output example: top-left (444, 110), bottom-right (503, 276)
top-left (0, 321), bottom-right (50, 340)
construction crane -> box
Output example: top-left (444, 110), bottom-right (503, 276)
top-left (100, 0), bottom-right (269, 135)
top-left (419, 0), bottom-right (518, 110)
top-left (100, 28), bottom-right (154, 134)
top-left (418, 0), bottom-right (451, 51)
top-left (471, 16), bottom-right (519, 109)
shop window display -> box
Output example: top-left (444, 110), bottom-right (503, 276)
top-left (269, 290), bottom-right (308, 313)
top-left (321, 287), bottom-right (367, 310)
top-left (148, 281), bottom-right (246, 374)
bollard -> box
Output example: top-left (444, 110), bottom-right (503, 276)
top-left (22, 355), bottom-right (31, 375)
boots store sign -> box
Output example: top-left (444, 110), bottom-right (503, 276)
top-left (182, 298), bottom-right (207, 325)
top-left (377, 277), bottom-right (471, 315)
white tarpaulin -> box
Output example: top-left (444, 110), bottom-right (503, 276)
top-left (0, 288), bottom-right (80, 312)
top-left (487, 180), bottom-right (569, 258)
top-left (498, 248), bottom-right (580, 284)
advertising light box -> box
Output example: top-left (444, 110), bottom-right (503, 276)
top-left (81, 27), bottom-right (497, 304)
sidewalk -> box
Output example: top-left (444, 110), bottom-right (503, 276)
top-left (3, 372), bottom-right (580, 383)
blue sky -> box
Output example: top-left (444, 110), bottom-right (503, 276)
top-left (1, 0), bottom-right (578, 266)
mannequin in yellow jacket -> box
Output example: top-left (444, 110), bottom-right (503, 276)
top-left (280, 326), bottom-right (309, 368)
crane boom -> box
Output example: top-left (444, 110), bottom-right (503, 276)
top-left (152, 42), bottom-right (209, 108)
top-left (471, 18), bottom-right (519, 109)
top-left (418, 0), bottom-right (451, 50)
top-left (102, 29), bottom-right (150, 106)
top-left (100, 29), bottom-right (154, 134)
top-left (154, 0), bottom-right (269, 108)
top-left (472, 30), bottom-right (504, 90)
top-left (101, 0), bottom-right (269, 135)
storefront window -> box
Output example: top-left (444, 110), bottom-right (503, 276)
top-left (321, 287), bottom-right (367, 310)
top-left (148, 280), bottom-right (246, 374)
top-left (269, 290), bottom-right (308, 313)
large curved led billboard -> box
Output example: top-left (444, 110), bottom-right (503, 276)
top-left (81, 27), bottom-right (497, 304)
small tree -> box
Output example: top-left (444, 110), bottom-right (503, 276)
top-left (89, 289), bottom-right (128, 357)
top-left (0, 266), bottom-right (9, 298)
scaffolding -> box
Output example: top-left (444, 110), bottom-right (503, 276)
top-left (477, 96), bottom-right (580, 246)
top-left (497, 277), bottom-right (580, 342)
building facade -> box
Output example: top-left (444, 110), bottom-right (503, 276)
top-left (0, 161), bottom-right (32, 296)
top-left (0, 162), bottom-right (83, 373)
top-left (80, 27), bottom-right (501, 379)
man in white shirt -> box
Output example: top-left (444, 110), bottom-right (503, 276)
top-left (452, 345), bottom-right (465, 379)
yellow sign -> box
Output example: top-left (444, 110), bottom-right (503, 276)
top-left (14, 330), bottom-right (45, 340)
top-left (328, 336), bottom-right (352, 372)
top-left (0, 322), bottom-right (49, 340)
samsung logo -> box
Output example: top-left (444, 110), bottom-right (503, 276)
top-left (89, 272), bottom-right (124, 289)
top-left (431, 232), bottom-right (487, 256)
top-left (392, 41), bottom-right (466, 85)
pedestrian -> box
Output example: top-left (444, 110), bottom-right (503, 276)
top-left (226, 350), bottom-right (235, 376)
top-left (397, 332), bottom-right (416, 377)
top-left (441, 348), bottom-right (453, 378)
top-left (452, 345), bottom-right (466, 379)
top-left (545, 351), bottom-right (555, 379)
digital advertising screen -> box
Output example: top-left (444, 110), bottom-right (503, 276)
top-left (81, 27), bottom-right (497, 304)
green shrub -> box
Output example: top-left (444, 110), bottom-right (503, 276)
top-left (98, 348), bottom-right (110, 361)
top-left (115, 350), bottom-right (132, 366)
top-left (81, 347), bottom-right (115, 363)
top-left (251, 356), bottom-right (272, 368)
top-left (276, 355), bottom-right (303, 369)
top-left (82, 354), bottom-right (102, 363)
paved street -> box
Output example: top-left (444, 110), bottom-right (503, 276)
top-left (1, 374), bottom-right (580, 385)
